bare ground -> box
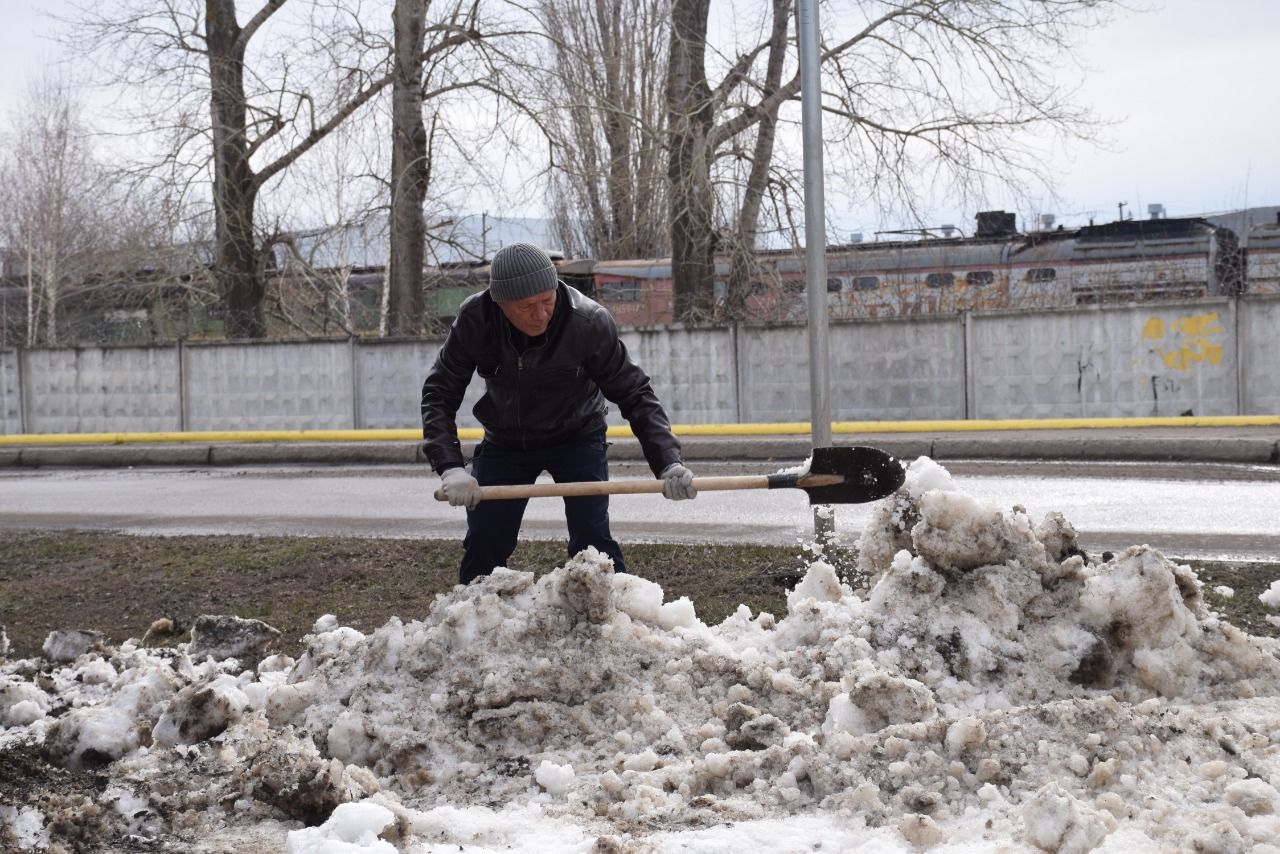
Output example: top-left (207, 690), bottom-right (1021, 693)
top-left (1, 530), bottom-right (1276, 659)
top-left (0, 531), bottom-right (813, 658)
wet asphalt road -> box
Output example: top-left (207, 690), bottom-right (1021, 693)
top-left (1, 458), bottom-right (1277, 562)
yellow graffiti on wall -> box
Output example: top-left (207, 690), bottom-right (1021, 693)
top-left (1141, 311), bottom-right (1225, 372)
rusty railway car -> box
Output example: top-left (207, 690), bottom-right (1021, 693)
top-left (388, 209), bottom-right (1276, 328)
top-left (583, 212), bottom-right (1248, 325)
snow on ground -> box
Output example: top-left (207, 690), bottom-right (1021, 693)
top-left (4, 456), bottom-right (1280, 852)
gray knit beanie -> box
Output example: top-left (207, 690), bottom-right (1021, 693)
top-left (488, 243), bottom-right (558, 302)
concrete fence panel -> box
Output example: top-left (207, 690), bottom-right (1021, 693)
top-left (184, 340), bottom-right (354, 431)
top-left (736, 318), bottom-right (966, 424)
top-left (1240, 295), bottom-right (1280, 414)
top-left (622, 326), bottom-right (738, 425)
top-left (355, 338), bottom-right (486, 430)
top-left (969, 300), bottom-right (1239, 419)
top-left (6, 298), bottom-right (1278, 436)
top-left (22, 346), bottom-right (181, 433)
top-left (1, 349), bottom-right (23, 434)
top-left (734, 325), bottom-right (813, 423)
top-left (829, 316), bottom-right (966, 420)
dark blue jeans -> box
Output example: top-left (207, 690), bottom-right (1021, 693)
top-left (459, 431), bottom-right (626, 584)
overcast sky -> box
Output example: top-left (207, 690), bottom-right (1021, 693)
top-left (1, 0), bottom-right (1276, 234)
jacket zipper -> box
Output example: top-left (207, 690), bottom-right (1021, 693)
top-left (503, 292), bottom-right (556, 451)
top-left (516, 353), bottom-right (525, 449)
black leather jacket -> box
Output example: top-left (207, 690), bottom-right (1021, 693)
top-left (421, 283), bottom-right (682, 477)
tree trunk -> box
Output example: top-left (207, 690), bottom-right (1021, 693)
top-left (667, 0), bottom-right (717, 320)
top-left (726, 0), bottom-right (789, 318)
top-left (387, 0), bottom-right (428, 336)
top-left (598, 0), bottom-right (636, 257)
top-left (206, 0), bottom-right (264, 339)
top-left (42, 254), bottom-right (58, 346)
top-left (24, 242), bottom-right (37, 347)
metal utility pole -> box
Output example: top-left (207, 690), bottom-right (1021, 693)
top-left (797, 0), bottom-right (833, 543)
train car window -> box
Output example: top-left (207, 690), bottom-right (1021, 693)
top-left (826, 277), bottom-right (843, 293)
top-left (966, 270), bottom-right (995, 286)
top-left (599, 279), bottom-right (642, 301)
top-left (1025, 267), bottom-right (1057, 283)
top-left (783, 280), bottom-right (805, 295)
top-left (748, 281), bottom-right (770, 297)
top-left (925, 272), bottom-right (954, 288)
top-left (852, 275), bottom-right (880, 291)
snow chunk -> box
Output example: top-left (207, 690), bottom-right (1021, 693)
top-left (77, 657), bottom-right (117, 686)
top-left (2, 679), bottom-right (51, 726)
top-left (1261, 580), bottom-right (1280, 609)
top-left (187, 614), bottom-right (281, 663)
top-left (534, 759), bottom-right (576, 795)
top-left (904, 456), bottom-right (956, 498)
top-left (1224, 778), bottom-right (1280, 816)
top-left (0, 805), bottom-right (48, 850)
top-left (6, 700), bottom-right (44, 726)
top-left (613, 573), bottom-right (663, 624)
top-left (944, 716), bottom-right (987, 757)
top-left (153, 676), bottom-right (249, 746)
top-left (1078, 547), bottom-right (1203, 695)
top-left (1022, 783), bottom-right (1109, 854)
top-left (611, 570), bottom-right (701, 630)
top-left (787, 560), bottom-right (843, 607)
top-left (44, 706), bottom-right (140, 769)
top-left (899, 813), bottom-right (944, 848)
top-left (42, 629), bottom-right (103, 663)
top-left (658, 596), bottom-right (699, 630)
top-left (913, 490), bottom-right (1045, 573)
top-left (557, 547), bottom-right (617, 623)
top-left (285, 801), bottom-right (397, 853)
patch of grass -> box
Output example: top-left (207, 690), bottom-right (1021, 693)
top-left (1187, 559), bottom-right (1280, 638)
top-left (2, 532), bottom-right (1276, 660)
top-left (0, 531), bottom-right (808, 658)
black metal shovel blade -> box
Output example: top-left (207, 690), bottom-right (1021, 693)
top-left (802, 446), bottom-right (905, 505)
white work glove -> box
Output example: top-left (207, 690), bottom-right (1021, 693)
top-left (660, 462), bottom-right (696, 501)
top-left (440, 467), bottom-right (482, 509)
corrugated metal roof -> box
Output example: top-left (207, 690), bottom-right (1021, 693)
top-left (592, 259), bottom-right (675, 278)
top-left (275, 213), bottom-right (561, 271)
top-left (1203, 205), bottom-right (1280, 242)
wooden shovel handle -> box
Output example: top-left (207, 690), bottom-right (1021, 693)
top-left (433, 473), bottom-right (843, 503)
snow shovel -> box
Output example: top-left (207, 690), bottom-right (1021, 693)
top-left (433, 445), bottom-right (904, 505)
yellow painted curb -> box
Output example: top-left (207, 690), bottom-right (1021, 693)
top-left (1, 415), bottom-right (1277, 446)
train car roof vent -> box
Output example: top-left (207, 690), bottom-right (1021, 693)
top-left (1148, 203), bottom-right (1166, 219)
top-left (1040, 214), bottom-right (1056, 229)
top-left (849, 232), bottom-right (863, 243)
top-left (975, 210), bottom-right (1017, 238)
top-left (940, 224), bottom-right (957, 237)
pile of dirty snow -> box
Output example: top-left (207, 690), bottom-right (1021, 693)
top-left (3, 456), bottom-right (1280, 853)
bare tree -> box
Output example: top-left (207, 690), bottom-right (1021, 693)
top-left (0, 80), bottom-right (218, 348)
top-left (264, 115), bottom-right (384, 338)
top-left (69, 0), bottom-right (488, 339)
top-left (0, 76), bottom-right (108, 346)
top-left (62, 183), bottom-right (222, 345)
top-left (666, 0), bottom-right (1119, 319)
top-left (539, 0), bottom-right (670, 261)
